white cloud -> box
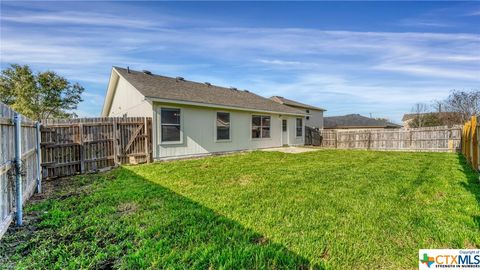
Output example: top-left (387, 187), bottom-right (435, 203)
top-left (467, 9), bottom-right (480, 16)
top-left (398, 19), bottom-right (452, 28)
top-left (73, 109), bottom-right (97, 118)
top-left (82, 92), bottom-right (105, 106)
top-left (1, 11), bottom-right (159, 29)
top-left (373, 64), bottom-right (480, 81)
top-left (257, 59), bottom-right (303, 66)
top-left (253, 73), bottom-right (447, 105)
top-left (245, 73), bottom-right (466, 122)
top-left (2, 7), bottom-right (479, 120)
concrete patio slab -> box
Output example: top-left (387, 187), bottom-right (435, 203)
top-left (261, 146), bottom-right (321, 154)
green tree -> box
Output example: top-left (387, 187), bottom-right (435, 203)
top-left (0, 64), bottom-right (84, 120)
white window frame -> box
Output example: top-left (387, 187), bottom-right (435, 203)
top-left (251, 114), bottom-right (272, 140)
top-left (159, 106), bottom-right (183, 145)
top-left (296, 117), bottom-right (303, 138)
top-left (214, 111), bottom-right (232, 142)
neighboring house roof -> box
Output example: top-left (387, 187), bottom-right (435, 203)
top-left (108, 67), bottom-right (305, 116)
top-left (324, 114), bottom-right (401, 129)
top-left (401, 112), bottom-right (460, 122)
top-left (270, 96), bottom-right (326, 111)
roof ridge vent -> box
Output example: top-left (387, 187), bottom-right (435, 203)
top-left (244, 90), bottom-right (249, 92)
top-left (176, 76), bottom-right (185, 82)
top-left (204, 82), bottom-right (211, 86)
top-left (230, 87), bottom-right (238, 91)
top-left (142, 70), bottom-right (152, 75)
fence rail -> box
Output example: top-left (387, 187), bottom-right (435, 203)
top-left (317, 126), bottom-right (462, 152)
top-left (40, 117), bottom-right (152, 179)
top-left (462, 115), bottom-right (479, 171)
top-left (0, 103), bottom-right (40, 238)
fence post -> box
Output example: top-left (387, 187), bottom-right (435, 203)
top-left (35, 121), bottom-right (42, 193)
top-left (144, 117), bottom-right (150, 163)
top-left (477, 119), bottom-right (480, 171)
top-left (13, 113), bottom-right (23, 226)
top-left (409, 130), bottom-right (413, 149)
top-left (367, 132), bottom-right (372, 150)
top-left (79, 123), bottom-right (85, 173)
top-left (472, 116), bottom-right (477, 169)
top-left (112, 120), bottom-right (119, 166)
top-left (335, 130), bottom-right (338, 148)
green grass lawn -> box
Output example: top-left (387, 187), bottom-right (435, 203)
top-left (1, 150), bottom-right (479, 269)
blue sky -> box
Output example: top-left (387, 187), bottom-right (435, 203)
top-left (1, 1), bottom-right (479, 122)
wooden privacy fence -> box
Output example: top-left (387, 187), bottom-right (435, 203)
top-left (0, 103), bottom-right (41, 237)
top-left (41, 117), bottom-right (152, 179)
top-left (319, 125), bottom-right (462, 152)
top-left (462, 115), bottom-right (479, 171)
top-left (305, 126), bottom-right (322, 146)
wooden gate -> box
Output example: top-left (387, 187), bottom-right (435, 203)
top-left (305, 126), bottom-right (322, 146)
top-left (41, 117), bottom-right (152, 179)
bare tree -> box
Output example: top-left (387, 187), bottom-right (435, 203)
top-left (431, 99), bottom-right (461, 126)
top-left (441, 90), bottom-right (480, 123)
top-left (410, 103), bottom-right (429, 127)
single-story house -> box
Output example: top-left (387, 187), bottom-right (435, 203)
top-left (270, 96), bottom-right (326, 129)
top-left (324, 114), bottom-right (401, 129)
top-left (101, 67), bottom-right (308, 160)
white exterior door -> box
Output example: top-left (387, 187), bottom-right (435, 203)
top-left (282, 119), bottom-right (288, 146)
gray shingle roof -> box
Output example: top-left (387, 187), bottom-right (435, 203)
top-left (324, 114), bottom-right (401, 129)
top-left (114, 67), bottom-right (305, 115)
top-left (270, 96), bottom-right (326, 111)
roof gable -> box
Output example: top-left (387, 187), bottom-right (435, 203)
top-left (270, 96), bottom-right (326, 111)
top-left (112, 67), bottom-right (305, 115)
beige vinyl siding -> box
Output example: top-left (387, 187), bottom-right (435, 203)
top-left (153, 102), bottom-right (304, 159)
top-left (108, 76), bottom-right (152, 117)
top-left (305, 109), bottom-right (324, 129)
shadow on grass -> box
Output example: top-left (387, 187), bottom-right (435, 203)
top-left (457, 154), bottom-right (480, 229)
top-left (81, 166), bottom-right (318, 269)
top-left (119, 167), bottom-right (320, 268)
top-left (1, 166), bottom-right (319, 269)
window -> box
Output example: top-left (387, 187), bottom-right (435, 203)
top-left (161, 108), bottom-right (181, 142)
top-left (252, 115), bottom-right (271, 138)
top-left (216, 112), bottom-right (230, 141)
top-left (296, 118), bottom-right (303, 137)
top-left (282, 119), bottom-right (287, 132)
top-left (306, 109), bottom-right (310, 113)
top-left (306, 116), bottom-right (310, 120)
